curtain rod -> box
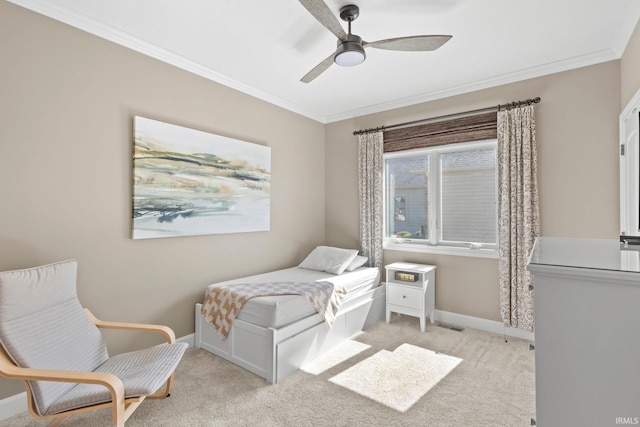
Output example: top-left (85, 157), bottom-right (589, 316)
top-left (352, 96), bottom-right (541, 136)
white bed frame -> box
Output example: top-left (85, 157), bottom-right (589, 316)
top-left (195, 284), bottom-right (386, 383)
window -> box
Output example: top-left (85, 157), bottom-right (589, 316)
top-left (384, 139), bottom-right (498, 256)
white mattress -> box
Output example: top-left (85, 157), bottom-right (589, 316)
top-left (206, 266), bottom-right (380, 329)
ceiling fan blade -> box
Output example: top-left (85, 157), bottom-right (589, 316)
top-left (364, 35), bottom-right (452, 51)
top-left (300, 53), bottom-right (335, 83)
top-left (298, 0), bottom-right (347, 41)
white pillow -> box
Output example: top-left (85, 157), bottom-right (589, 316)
top-left (298, 246), bottom-right (359, 275)
top-left (345, 255), bottom-right (368, 272)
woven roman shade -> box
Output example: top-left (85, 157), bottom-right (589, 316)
top-left (383, 111), bottom-right (497, 152)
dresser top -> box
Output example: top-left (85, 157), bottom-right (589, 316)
top-left (528, 237), bottom-right (640, 274)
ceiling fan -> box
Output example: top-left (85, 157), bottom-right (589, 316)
top-left (298, 0), bottom-right (452, 83)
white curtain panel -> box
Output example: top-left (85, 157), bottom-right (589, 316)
top-left (357, 131), bottom-right (384, 269)
top-left (497, 104), bottom-right (540, 332)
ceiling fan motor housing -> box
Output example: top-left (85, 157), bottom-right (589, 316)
top-left (334, 34), bottom-right (366, 66)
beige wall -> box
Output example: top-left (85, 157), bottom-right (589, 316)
top-left (0, 3), bottom-right (325, 398)
top-left (326, 61), bottom-right (622, 323)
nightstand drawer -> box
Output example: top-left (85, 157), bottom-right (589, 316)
top-left (387, 285), bottom-right (423, 310)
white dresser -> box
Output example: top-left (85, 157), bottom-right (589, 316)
top-left (527, 237), bottom-right (640, 426)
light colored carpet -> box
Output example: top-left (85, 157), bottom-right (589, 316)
top-left (0, 315), bottom-right (535, 426)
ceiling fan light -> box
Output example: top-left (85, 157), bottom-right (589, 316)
top-left (335, 49), bottom-right (365, 66)
top-left (334, 35), bottom-right (366, 67)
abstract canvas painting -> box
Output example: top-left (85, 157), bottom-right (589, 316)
top-left (132, 116), bottom-right (271, 239)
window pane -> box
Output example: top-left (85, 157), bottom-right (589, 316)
top-left (440, 148), bottom-right (497, 244)
top-left (385, 155), bottom-right (429, 240)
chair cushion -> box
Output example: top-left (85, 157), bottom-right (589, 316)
top-left (0, 260), bottom-right (109, 415)
top-left (45, 342), bottom-right (189, 415)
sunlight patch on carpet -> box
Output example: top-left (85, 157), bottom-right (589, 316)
top-left (301, 340), bottom-right (371, 375)
top-left (329, 343), bottom-right (462, 412)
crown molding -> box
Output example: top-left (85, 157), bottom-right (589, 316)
top-left (7, 0), bottom-right (327, 122)
top-left (613, 1), bottom-right (640, 57)
top-left (323, 48), bottom-right (620, 123)
top-left (9, 0), bottom-right (639, 125)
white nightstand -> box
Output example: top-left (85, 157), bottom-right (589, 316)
top-left (385, 262), bottom-right (436, 333)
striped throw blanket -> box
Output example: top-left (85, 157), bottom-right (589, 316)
top-left (200, 281), bottom-right (345, 340)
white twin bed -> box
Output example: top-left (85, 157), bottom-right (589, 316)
top-left (195, 247), bottom-right (386, 383)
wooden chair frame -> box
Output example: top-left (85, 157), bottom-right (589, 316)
top-left (0, 309), bottom-right (179, 427)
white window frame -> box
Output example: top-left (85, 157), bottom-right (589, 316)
top-left (383, 139), bottom-right (499, 259)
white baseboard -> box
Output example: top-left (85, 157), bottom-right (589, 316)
top-left (434, 309), bottom-right (535, 341)
top-left (0, 392), bottom-right (27, 422)
top-left (177, 333), bottom-right (195, 347)
top-left (0, 333), bottom-right (196, 422)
